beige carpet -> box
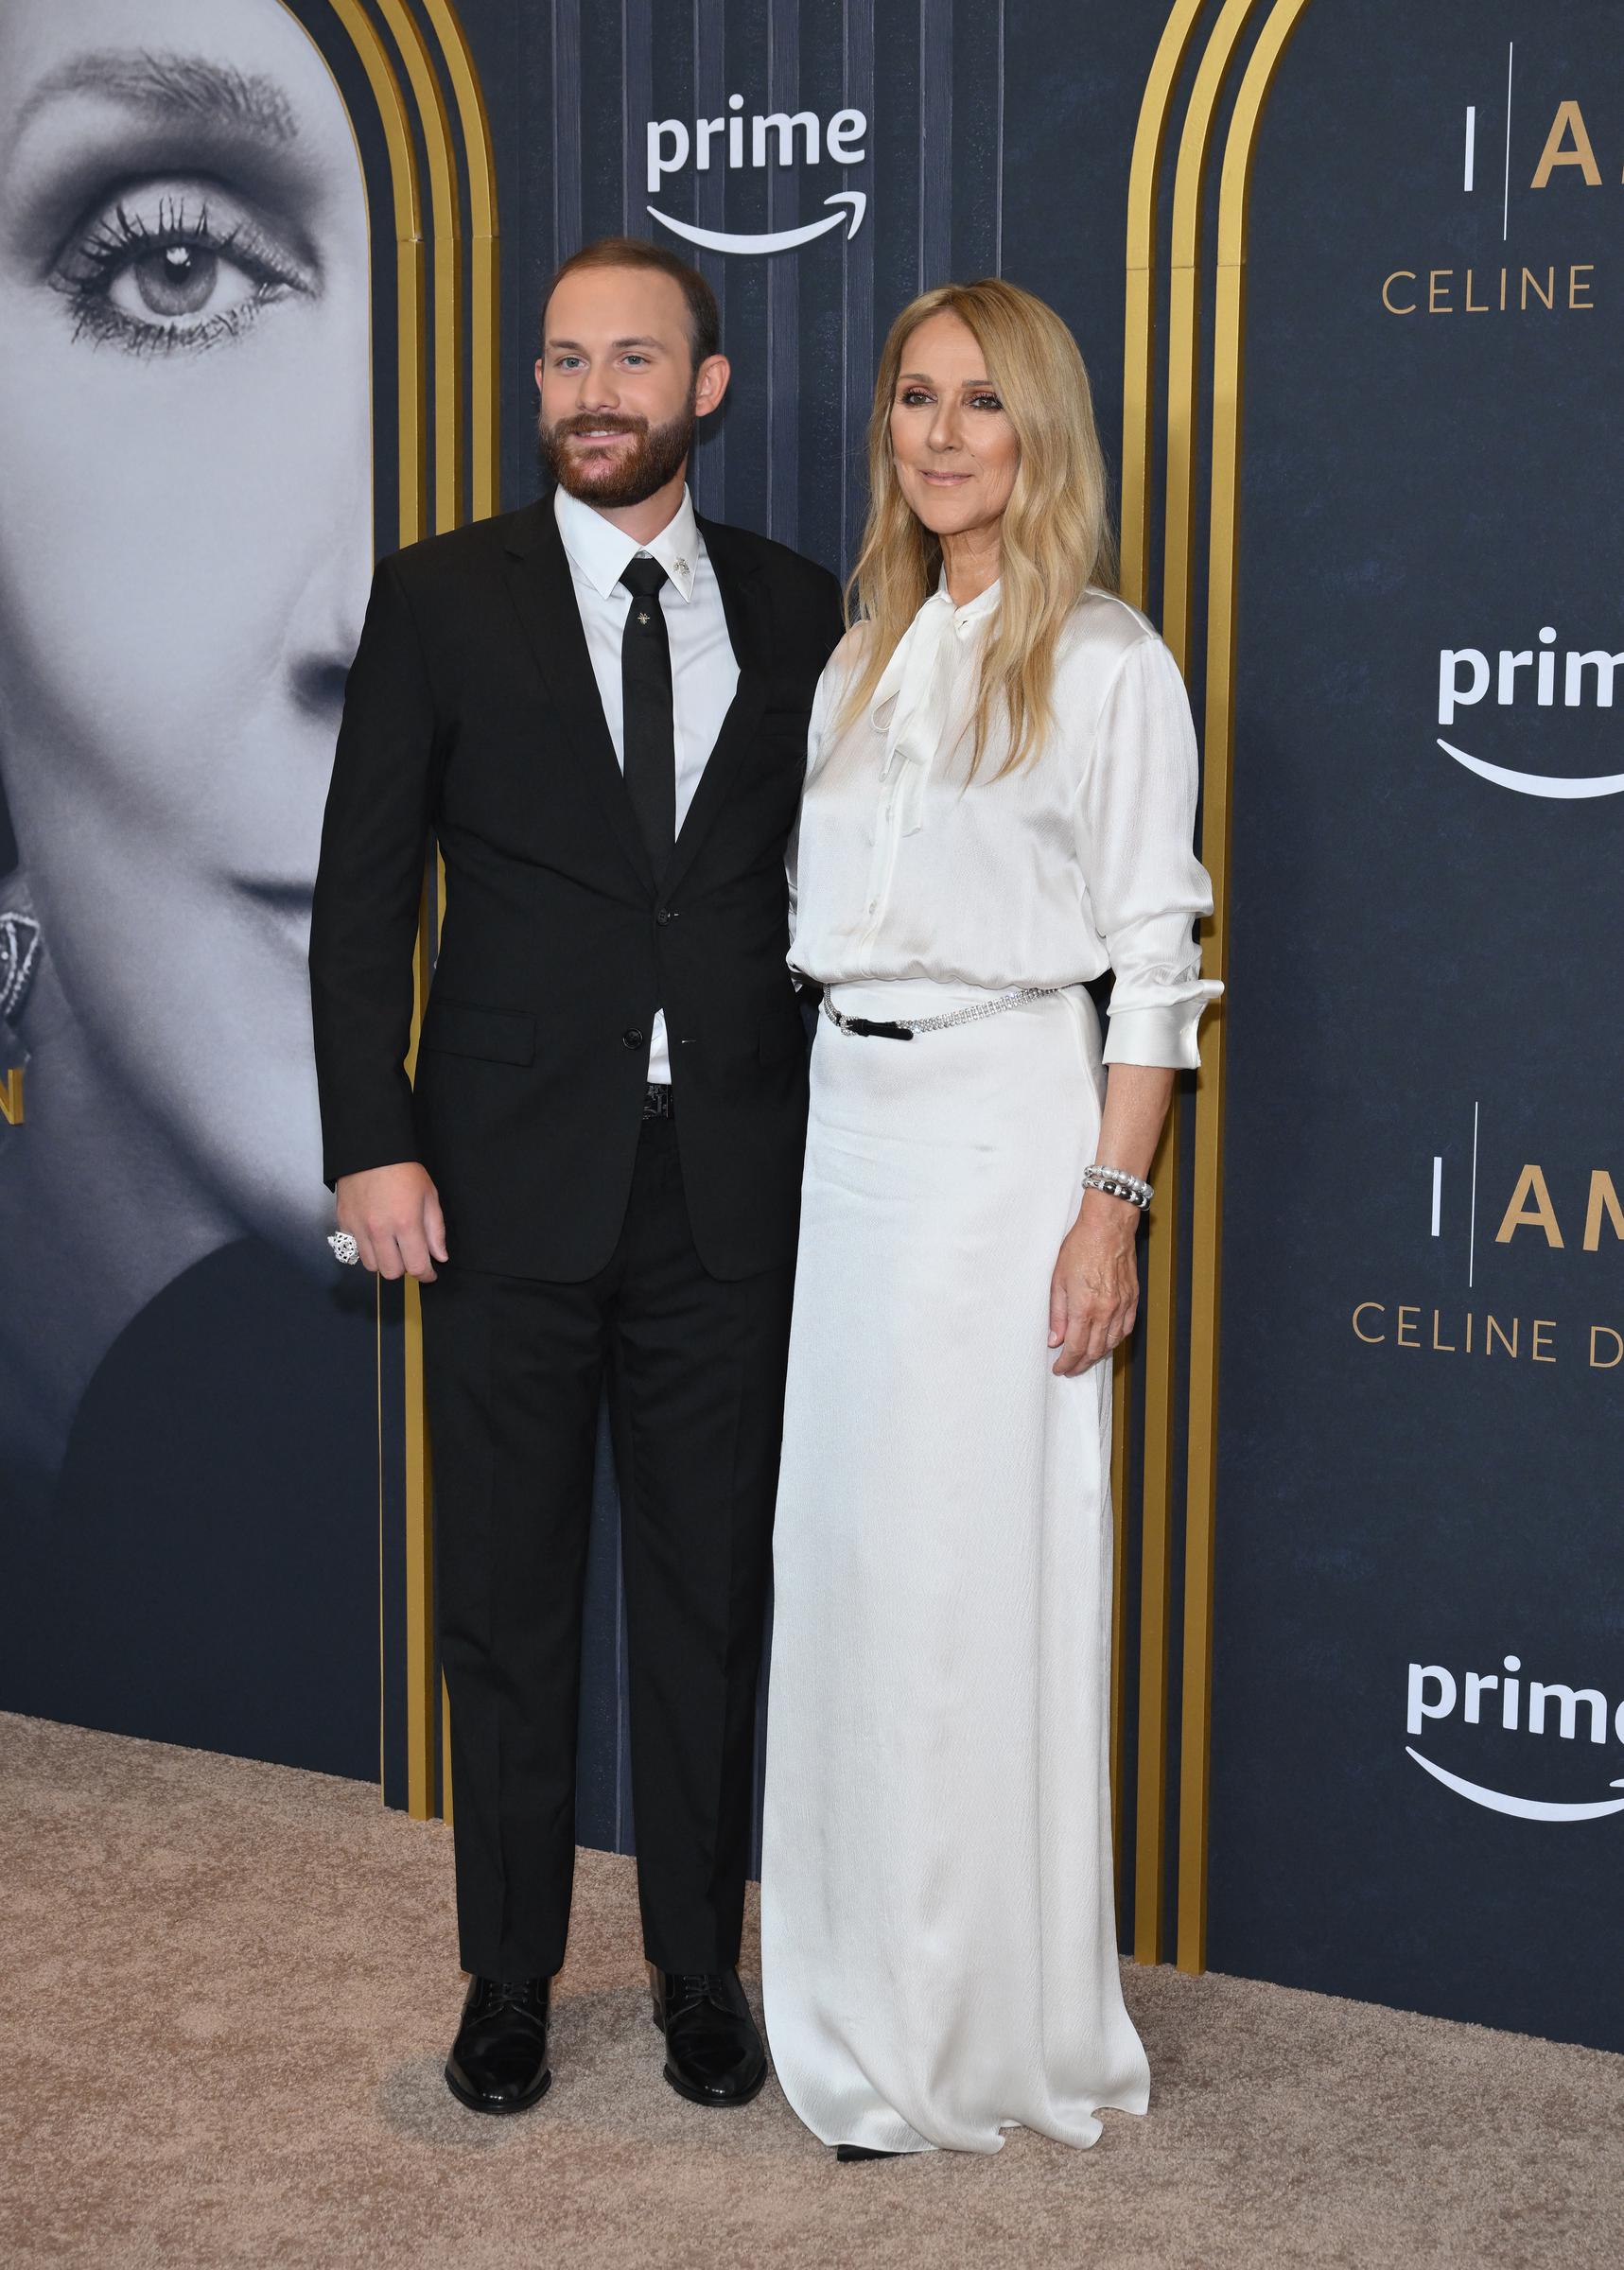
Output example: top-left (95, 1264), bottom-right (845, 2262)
top-left (2, 1714), bottom-right (1620, 2269)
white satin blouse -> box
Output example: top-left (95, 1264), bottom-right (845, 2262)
top-left (788, 581), bottom-right (1222, 1068)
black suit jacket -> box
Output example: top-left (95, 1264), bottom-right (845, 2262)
top-left (308, 499), bottom-right (844, 1282)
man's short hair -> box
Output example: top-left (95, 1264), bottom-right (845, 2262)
top-left (542, 237), bottom-right (721, 368)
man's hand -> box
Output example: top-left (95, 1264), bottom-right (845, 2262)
top-left (335, 1162), bottom-right (448, 1283)
top-left (1047, 1191), bottom-right (1141, 1377)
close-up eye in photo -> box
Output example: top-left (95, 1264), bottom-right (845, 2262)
top-left (51, 180), bottom-right (317, 352)
top-left (1, 6), bottom-right (1620, 2268)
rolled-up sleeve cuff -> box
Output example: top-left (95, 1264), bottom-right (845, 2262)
top-left (1101, 986), bottom-right (1221, 1071)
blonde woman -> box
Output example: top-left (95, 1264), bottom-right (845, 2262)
top-left (760, 280), bottom-right (1220, 2159)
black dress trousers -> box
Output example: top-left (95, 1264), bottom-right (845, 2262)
top-left (421, 1113), bottom-right (795, 1981)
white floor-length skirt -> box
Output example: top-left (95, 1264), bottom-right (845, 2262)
top-left (760, 977), bottom-right (1150, 2156)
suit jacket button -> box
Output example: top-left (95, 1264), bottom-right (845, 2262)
top-left (655, 906), bottom-right (673, 925)
top-left (622, 1028), bottom-right (645, 1048)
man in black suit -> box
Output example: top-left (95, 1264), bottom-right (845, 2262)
top-left (309, 238), bottom-right (843, 2116)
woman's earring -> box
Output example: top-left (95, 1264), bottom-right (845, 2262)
top-left (1, 911), bottom-right (41, 1023)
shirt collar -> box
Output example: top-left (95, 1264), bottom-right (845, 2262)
top-left (932, 571), bottom-right (1002, 635)
top-left (553, 482), bottom-right (701, 603)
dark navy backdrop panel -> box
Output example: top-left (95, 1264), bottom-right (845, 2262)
top-left (458, 0), bottom-right (1163, 572)
top-left (1208, 0), bottom-right (1624, 2052)
top-left (449, 0), bottom-right (1167, 1856)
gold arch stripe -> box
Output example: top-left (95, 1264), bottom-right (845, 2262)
top-left (1136, 0), bottom-right (1265, 1971)
top-left (1112, 0), bottom-right (1208, 1924)
top-left (324, 0), bottom-right (427, 550)
top-left (311, 0), bottom-right (427, 1807)
top-left (321, 0), bottom-right (493, 1823)
top-left (1179, 0), bottom-right (1317, 1976)
top-left (375, 0), bottom-right (465, 536)
top-left (412, 0), bottom-right (505, 1828)
top-left (370, 0), bottom-right (468, 1825)
top-left (397, 0), bottom-right (499, 1825)
top-left (1120, 0), bottom-right (1208, 608)
top-left (1162, 0), bottom-right (1258, 676)
top-left (420, 0), bottom-right (502, 521)
top-left (1119, 0), bottom-right (1269, 1971)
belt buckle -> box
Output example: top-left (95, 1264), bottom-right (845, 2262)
top-left (824, 998), bottom-right (915, 1041)
top-left (642, 1082), bottom-right (673, 1120)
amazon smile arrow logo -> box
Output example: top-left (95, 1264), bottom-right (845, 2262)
top-left (1406, 1747), bottom-right (1624, 1822)
top-left (648, 190), bottom-right (866, 258)
top-left (1436, 738), bottom-right (1624, 798)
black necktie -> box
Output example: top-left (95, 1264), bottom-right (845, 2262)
top-left (619, 555), bottom-right (675, 869)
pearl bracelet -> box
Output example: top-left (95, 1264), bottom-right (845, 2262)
top-left (1082, 1163), bottom-right (1153, 1211)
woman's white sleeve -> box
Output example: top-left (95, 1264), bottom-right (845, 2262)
top-left (1074, 634), bottom-right (1223, 1070)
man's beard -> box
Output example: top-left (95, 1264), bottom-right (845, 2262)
top-left (540, 400), bottom-right (696, 509)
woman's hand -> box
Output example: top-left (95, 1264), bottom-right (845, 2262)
top-left (1047, 1191), bottom-right (1141, 1376)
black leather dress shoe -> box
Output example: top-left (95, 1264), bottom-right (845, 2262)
top-left (836, 2144), bottom-right (901, 2162)
top-left (445, 1975), bottom-right (551, 2114)
top-left (649, 1966), bottom-right (767, 2106)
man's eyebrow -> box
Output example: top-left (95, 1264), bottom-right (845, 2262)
top-left (16, 50), bottom-right (298, 144)
top-left (545, 336), bottom-right (668, 353)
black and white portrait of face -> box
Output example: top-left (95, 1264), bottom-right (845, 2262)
top-left (0, 0), bottom-right (372, 1480)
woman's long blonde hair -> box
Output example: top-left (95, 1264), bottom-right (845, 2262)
top-left (840, 278), bottom-right (1117, 777)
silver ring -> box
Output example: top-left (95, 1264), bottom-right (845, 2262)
top-left (328, 1231), bottom-right (360, 1266)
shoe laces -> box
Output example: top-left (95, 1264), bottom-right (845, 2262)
top-left (474, 1976), bottom-right (544, 2015)
top-left (671, 1971), bottom-right (725, 2005)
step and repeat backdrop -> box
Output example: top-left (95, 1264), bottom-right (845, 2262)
top-left (1209, 0), bottom-right (1624, 2055)
top-left (0, 0), bottom-right (1167, 1821)
top-left (0, 0), bottom-right (1615, 2054)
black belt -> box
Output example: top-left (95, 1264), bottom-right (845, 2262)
top-left (642, 1082), bottom-right (674, 1121)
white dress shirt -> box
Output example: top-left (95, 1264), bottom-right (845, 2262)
top-left (790, 583), bottom-right (1221, 1067)
top-left (553, 482), bottom-right (739, 1084)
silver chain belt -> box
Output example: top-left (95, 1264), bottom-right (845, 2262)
top-left (819, 985), bottom-right (1062, 1041)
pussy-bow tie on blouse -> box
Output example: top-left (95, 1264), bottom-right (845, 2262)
top-left (869, 579), bottom-right (1001, 836)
